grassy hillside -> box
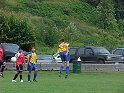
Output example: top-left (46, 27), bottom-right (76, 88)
top-left (0, 0), bottom-right (124, 53)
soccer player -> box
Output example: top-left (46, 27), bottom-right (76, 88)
top-left (12, 48), bottom-right (25, 82)
top-left (0, 47), bottom-right (6, 77)
top-left (27, 47), bottom-right (37, 82)
top-left (58, 39), bottom-right (70, 78)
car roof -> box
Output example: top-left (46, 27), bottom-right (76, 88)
top-left (115, 48), bottom-right (124, 50)
top-left (69, 46), bottom-right (79, 48)
top-left (1, 43), bottom-right (18, 45)
top-left (80, 46), bottom-right (104, 49)
top-left (69, 46), bottom-right (105, 49)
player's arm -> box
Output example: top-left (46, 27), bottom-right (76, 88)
top-left (57, 48), bottom-right (60, 53)
top-left (36, 55), bottom-right (37, 63)
top-left (15, 53), bottom-right (18, 58)
top-left (23, 55), bottom-right (26, 63)
top-left (26, 54), bottom-right (31, 66)
top-left (65, 44), bottom-right (69, 55)
top-left (23, 55), bottom-right (26, 69)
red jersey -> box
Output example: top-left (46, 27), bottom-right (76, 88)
top-left (15, 53), bottom-right (25, 65)
top-left (0, 48), bottom-right (4, 61)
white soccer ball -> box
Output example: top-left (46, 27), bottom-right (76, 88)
top-left (11, 57), bottom-right (17, 62)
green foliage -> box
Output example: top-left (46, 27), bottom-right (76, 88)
top-left (97, 0), bottom-right (119, 31)
top-left (69, 2), bottom-right (98, 25)
top-left (118, 19), bottom-right (124, 31)
top-left (10, 1), bottom-right (98, 27)
top-left (80, 0), bottom-right (100, 7)
top-left (62, 22), bottom-right (83, 43)
top-left (118, 19), bottom-right (124, 37)
top-left (114, 0), bottom-right (124, 20)
top-left (0, 12), bottom-right (35, 46)
top-left (1, 0), bottom-right (124, 53)
top-left (34, 18), bottom-right (60, 47)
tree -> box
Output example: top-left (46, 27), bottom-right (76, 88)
top-left (81, 0), bottom-right (100, 7)
top-left (0, 12), bottom-right (35, 47)
top-left (97, 0), bottom-right (119, 31)
top-left (0, 24), bottom-right (3, 43)
top-left (114, 0), bottom-right (124, 20)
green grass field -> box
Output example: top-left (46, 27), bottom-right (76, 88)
top-left (0, 71), bottom-right (124, 93)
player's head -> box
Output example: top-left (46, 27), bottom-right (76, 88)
top-left (31, 47), bottom-right (36, 53)
top-left (18, 48), bottom-right (22, 53)
top-left (59, 39), bottom-right (65, 43)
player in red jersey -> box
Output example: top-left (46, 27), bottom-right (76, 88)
top-left (12, 48), bottom-right (25, 82)
top-left (0, 48), bottom-right (6, 77)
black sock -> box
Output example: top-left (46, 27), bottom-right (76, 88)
top-left (13, 74), bottom-right (18, 80)
top-left (0, 66), bottom-right (5, 72)
top-left (20, 75), bottom-right (22, 80)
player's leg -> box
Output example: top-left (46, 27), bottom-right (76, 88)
top-left (59, 62), bottom-right (65, 78)
top-left (65, 61), bottom-right (69, 78)
top-left (12, 71), bottom-right (19, 82)
top-left (33, 64), bottom-right (37, 82)
top-left (59, 61), bottom-right (65, 73)
top-left (27, 63), bottom-right (32, 82)
top-left (0, 61), bottom-right (3, 76)
top-left (12, 65), bottom-right (19, 82)
top-left (65, 54), bottom-right (70, 78)
top-left (0, 61), bottom-right (6, 77)
top-left (19, 64), bottom-right (23, 82)
top-left (28, 71), bottom-right (31, 82)
top-left (59, 52), bottom-right (65, 77)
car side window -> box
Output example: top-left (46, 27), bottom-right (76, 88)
top-left (78, 48), bottom-right (85, 55)
top-left (69, 48), bottom-right (77, 55)
top-left (122, 50), bottom-right (124, 55)
top-left (85, 48), bottom-right (93, 55)
top-left (114, 49), bottom-right (123, 55)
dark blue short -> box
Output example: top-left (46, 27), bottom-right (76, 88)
top-left (27, 63), bottom-right (36, 71)
top-left (59, 51), bottom-right (70, 61)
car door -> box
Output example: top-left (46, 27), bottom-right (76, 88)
top-left (77, 47), bottom-right (85, 62)
top-left (84, 48), bottom-right (97, 63)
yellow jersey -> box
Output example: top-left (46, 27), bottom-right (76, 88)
top-left (57, 42), bottom-right (69, 53)
top-left (27, 52), bottom-right (37, 64)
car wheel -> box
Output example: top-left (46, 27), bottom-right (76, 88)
top-left (97, 59), bottom-right (105, 64)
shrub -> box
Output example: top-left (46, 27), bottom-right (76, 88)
top-left (0, 12), bottom-right (35, 47)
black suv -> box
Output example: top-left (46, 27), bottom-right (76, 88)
top-left (69, 46), bottom-right (122, 64)
top-left (0, 43), bottom-right (19, 62)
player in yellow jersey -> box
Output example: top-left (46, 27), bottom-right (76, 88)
top-left (58, 39), bottom-right (70, 78)
top-left (27, 47), bottom-right (37, 82)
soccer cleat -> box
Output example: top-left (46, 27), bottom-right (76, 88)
top-left (59, 72), bottom-right (62, 78)
top-left (33, 80), bottom-right (37, 82)
top-left (65, 75), bottom-right (68, 79)
top-left (28, 80), bottom-right (31, 82)
top-left (12, 80), bottom-right (17, 82)
top-left (20, 80), bottom-right (23, 82)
